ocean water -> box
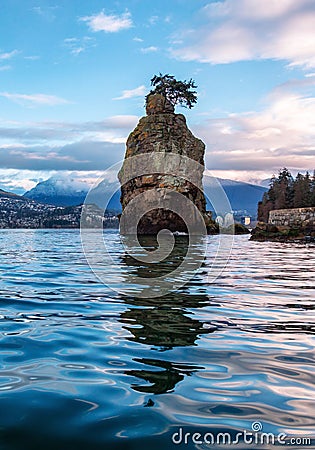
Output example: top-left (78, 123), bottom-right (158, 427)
top-left (0, 229), bottom-right (314, 450)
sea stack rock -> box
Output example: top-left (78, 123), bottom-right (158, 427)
top-left (118, 93), bottom-right (217, 235)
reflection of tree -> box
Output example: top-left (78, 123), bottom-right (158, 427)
top-left (120, 291), bottom-right (215, 394)
top-left (127, 358), bottom-right (203, 395)
top-left (118, 236), bottom-right (217, 394)
top-left (120, 294), bottom-right (213, 349)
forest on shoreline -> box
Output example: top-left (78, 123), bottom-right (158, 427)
top-left (258, 169), bottom-right (315, 222)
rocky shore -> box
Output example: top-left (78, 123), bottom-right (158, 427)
top-left (251, 218), bottom-right (315, 243)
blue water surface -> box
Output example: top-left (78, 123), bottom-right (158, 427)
top-left (0, 230), bottom-right (314, 450)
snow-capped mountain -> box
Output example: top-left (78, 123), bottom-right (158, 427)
top-left (24, 176), bottom-right (90, 206)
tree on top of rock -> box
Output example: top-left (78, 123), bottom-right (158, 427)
top-left (147, 73), bottom-right (198, 109)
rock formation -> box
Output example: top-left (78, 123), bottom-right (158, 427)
top-left (118, 93), bottom-right (218, 235)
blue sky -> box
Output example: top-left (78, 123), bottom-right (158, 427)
top-left (1, 0), bottom-right (315, 193)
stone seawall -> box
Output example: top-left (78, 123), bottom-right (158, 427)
top-left (268, 207), bottom-right (315, 229)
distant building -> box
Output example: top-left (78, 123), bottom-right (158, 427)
top-left (241, 216), bottom-right (251, 226)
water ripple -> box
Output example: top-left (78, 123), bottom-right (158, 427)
top-left (0, 230), bottom-right (314, 449)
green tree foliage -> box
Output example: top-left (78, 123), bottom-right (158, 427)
top-left (146, 73), bottom-right (198, 109)
top-left (293, 172), bottom-right (312, 207)
top-left (258, 168), bottom-right (315, 222)
top-left (311, 170), bottom-right (315, 206)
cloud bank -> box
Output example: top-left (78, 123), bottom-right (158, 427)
top-left (1, 76), bottom-right (314, 190)
top-left (0, 92), bottom-right (71, 107)
top-left (194, 77), bottom-right (315, 176)
top-left (172, 0), bottom-right (315, 68)
top-left (0, 115), bottom-right (139, 173)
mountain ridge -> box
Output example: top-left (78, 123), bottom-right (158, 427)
top-left (23, 176), bottom-right (267, 217)
top-left (0, 188), bottom-right (25, 200)
top-left (23, 176), bottom-right (90, 206)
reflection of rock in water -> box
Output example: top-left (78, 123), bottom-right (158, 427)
top-left (126, 358), bottom-right (205, 395)
top-left (120, 291), bottom-right (216, 394)
top-left (119, 235), bottom-right (207, 288)
top-left (120, 293), bottom-right (214, 349)
top-left (121, 235), bottom-right (189, 279)
top-left (119, 237), bottom-right (217, 394)
top-left (118, 234), bottom-right (209, 297)
top-left (121, 293), bottom-right (215, 394)
top-left (119, 236), bottom-right (213, 348)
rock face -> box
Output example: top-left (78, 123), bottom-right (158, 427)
top-left (118, 93), bottom-right (217, 235)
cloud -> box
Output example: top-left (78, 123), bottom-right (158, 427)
top-left (140, 46), bottom-right (158, 54)
top-left (0, 92), bottom-right (71, 107)
top-left (2, 77), bottom-right (314, 184)
top-left (0, 141), bottom-right (124, 171)
top-left (113, 86), bottom-right (146, 100)
top-left (24, 55), bottom-right (40, 61)
top-left (149, 15), bottom-right (159, 25)
top-left (0, 115), bottom-right (139, 144)
top-left (80, 11), bottom-right (132, 33)
top-left (0, 50), bottom-right (18, 72)
top-left (63, 37), bottom-right (96, 55)
top-left (133, 37), bottom-right (144, 42)
top-left (205, 169), bottom-right (276, 186)
top-left (32, 6), bottom-right (58, 21)
top-left (0, 169), bottom-right (115, 195)
top-left (192, 78), bottom-right (315, 175)
top-left (101, 115), bottom-right (139, 128)
top-left (0, 169), bottom-right (53, 193)
top-left (0, 125), bottom-right (74, 142)
top-left (0, 50), bottom-right (19, 60)
top-left (0, 114), bottom-right (139, 173)
top-left (172, 0), bottom-right (315, 68)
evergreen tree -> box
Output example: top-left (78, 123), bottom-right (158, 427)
top-left (293, 172), bottom-right (312, 207)
top-left (146, 73), bottom-right (198, 109)
top-left (273, 168), bottom-right (294, 209)
top-left (257, 168), bottom-right (315, 221)
top-left (311, 171), bottom-right (315, 206)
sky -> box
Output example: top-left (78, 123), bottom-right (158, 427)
top-left (1, 0), bottom-right (315, 194)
